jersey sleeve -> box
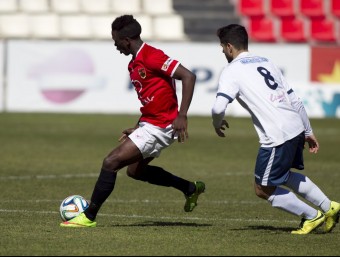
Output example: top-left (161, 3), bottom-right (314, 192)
top-left (217, 67), bottom-right (240, 102)
top-left (288, 89), bottom-right (313, 136)
top-left (146, 48), bottom-right (180, 77)
top-left (211, 67), bottom-right (239, 129)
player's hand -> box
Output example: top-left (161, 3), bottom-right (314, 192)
top-left (119, 128), bottom-right (136, 142)
top-left (305, 134), bottom-right (319, 154)
top-left (215, 120), bottom-right (229, 138)
top-left (172, 114), bottom-right (189, 143)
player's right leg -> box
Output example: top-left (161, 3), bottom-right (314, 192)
top-left (60, 138), bottom-right (144, 228)
top-left (60, 213), bottom-right (97, 228)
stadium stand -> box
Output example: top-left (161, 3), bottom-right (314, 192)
top-left (50, 0), bottom-right (80, 14)
top-left (236, 0), bottom-right (340, 44)
top-left (31, 14), bottom-right (60, 38)
top-left (238, 0), bottom-right (266, 17)
top-left (0, 14), bottom-right (30, 38)
top-left (81, 0), bottom-right (111, 14)
top-left (332, 0), bottom-right (340, 18)
top-left (110, 0), bottom-right (142, 14)
top-left (247, 16), bottom-right (278, 42)
top-left (0, 0), bottom-right (339, 44)
top-left (0, 0), bottom-right (18, 13)
top-left (310, 17), bottom-right (338, 43)
top-left (280, 17), bottom-right (308, 42)
top-left (172, 0), bottom-right (240, 41)
top-left (19, 0), bottom-right (50, 13)
top-left (300, 0), bottom-right (326, 18)
top-left (270, 0), bottom-right (297, 18)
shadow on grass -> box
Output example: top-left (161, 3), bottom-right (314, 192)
top-left (231, 225), bottom-right (293, 232)
top-left (231, 225), bottom-right (325, 234)
top-left (108, 221), bottom-right (212, 227)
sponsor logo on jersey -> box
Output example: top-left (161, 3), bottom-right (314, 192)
top-left (162, 58), bottom-right (173, 71)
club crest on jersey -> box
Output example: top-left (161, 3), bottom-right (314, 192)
top-left (162, 58), bottom-right (173, 72)
top-left (138, 68), bottom-right (146, 79)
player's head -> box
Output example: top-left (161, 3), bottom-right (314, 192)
top-left (111, 15), bottom-right (142, 56)
top-left (216, 24), bottom-right (248, 63)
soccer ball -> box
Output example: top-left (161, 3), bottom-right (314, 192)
top-left (60, 195), bottom-right (89, 221)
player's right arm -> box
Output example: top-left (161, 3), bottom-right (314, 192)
top-left (118, 117), bottom-right (141, 142)
top-left (212, 95), bottom-right (230, 137)
top-left (212, 68), bottom-right (236, 137)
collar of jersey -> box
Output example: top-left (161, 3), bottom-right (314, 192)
top-left (232, 51), bottom-right (251, 63)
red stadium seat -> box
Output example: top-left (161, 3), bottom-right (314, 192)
top-left (271, 0), bottom-right (296, 17)
top-left (331, 0), bottom-right (340, 18)
top-left (248, 17), bottom-right (277, 42)
top-left (239, 0), bottom-right (265, 17)
top-left (280, 17), bottom-right (308, 42)
top-left (300, 0), bottom-right (326, 18)
top-left (310, 18), bottom-right (337, 43)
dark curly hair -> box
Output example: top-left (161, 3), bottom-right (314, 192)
top-left (111, 15), bottom-right (142, 39)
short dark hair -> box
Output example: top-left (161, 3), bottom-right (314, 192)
top-left (217, 24), bottom-right (248, 50)
top-left (111, 15), bottom-right (142, 39)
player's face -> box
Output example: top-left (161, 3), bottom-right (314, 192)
top-left (111, 30), bottom-right (131, 56)
top-left (220, 43), bottom-right (233, 63)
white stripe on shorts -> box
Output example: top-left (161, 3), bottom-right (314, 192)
top-left (262, 148), bottom-right (276, 186)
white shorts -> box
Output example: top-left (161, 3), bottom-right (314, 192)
top-left (129, 122), bottom-right (177, 159)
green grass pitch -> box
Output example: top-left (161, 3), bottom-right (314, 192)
top-left (0, 113), bottom-right (339, 256)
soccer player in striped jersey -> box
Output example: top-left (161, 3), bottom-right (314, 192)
top-left (212, 24), bottom-right (339, 235)
top-left (61, 15), bottom-right (205, 228)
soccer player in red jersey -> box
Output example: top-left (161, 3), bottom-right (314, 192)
top-left (60, 15), bottom-right (205, 228)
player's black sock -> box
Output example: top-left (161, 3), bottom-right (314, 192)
top-left (85, 169), bottom-right (117, 221)
top-left (135, 165), bottom-right (196, 196)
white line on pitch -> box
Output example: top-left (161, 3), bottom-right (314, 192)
top-left (0, 172), bottom-right (252, 181)
top-left (0, 171), bottom-right (336, 181)
top-left (0, 209), bottom-right (296, 224)
top-left (0, 199), bottom-right (265, 205)
top-left (0, 173), bottom-right (100, 180)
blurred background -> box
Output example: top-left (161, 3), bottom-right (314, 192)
top-left (0, 0), bottom-right (339, 118)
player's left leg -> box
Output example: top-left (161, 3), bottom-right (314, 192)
top-left (127, 122), bottom-right (205, 212)
top-left (127, 159), bottom-right (205, 212)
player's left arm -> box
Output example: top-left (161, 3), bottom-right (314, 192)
top-left (287, 86), bottom-right (319, 154)
top-left (172, 64), bottom-right (196, 143)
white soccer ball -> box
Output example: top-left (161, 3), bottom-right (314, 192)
top-left (60, 195), bottom-right (89, 221)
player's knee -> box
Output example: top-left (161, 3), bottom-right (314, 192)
top-left (126, 166), bottom-right (146, 181)
top-left (102, 154), bottom-right (121, 172)
top-left (254, 184), bottom-right (276, 200)
top-left (126, 167), bottom-right (137, 179)
top-left (254, 185), bottom-right (269, 200)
